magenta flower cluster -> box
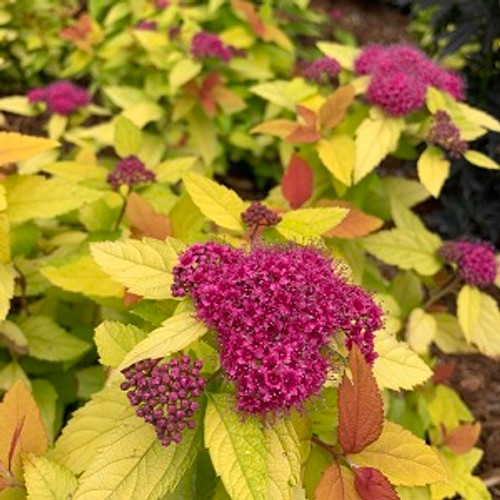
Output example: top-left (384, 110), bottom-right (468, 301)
top-left (107, 155), bottom-right (156, 189)
top-left (136, 20), bottom-right (157, 31)
top-left (191, 32), bottom-right (233, 62)
top-left (427, 110), bottom-right (468, 158)
top-left (439, 240), bottom-right (497, 288)
top-left (121, 356), bottom-right (205, 446)
top-left (354, 44), bottom-right (465, 116)
top-left (28, 81), bottom-right (91, 116)
top-left (241, 201), bottom-right (281, 228)
top-left (303, 57), bottom-right (341, 85)
top-left (172, 243), bottom-right (383, 416)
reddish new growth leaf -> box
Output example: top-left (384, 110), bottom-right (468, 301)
top-left (354, 467), bottom-right (399, 500)
top-left (281, 154), bottom-right (314, 209)
top-left (443, 422), bottom-right (481, 454)
top-left (125, 192), bottom-right (171, 240)
top-left (338, 345), bottom-right (384, 454)
top-left (315, 462), bottom-right (360, 500)
top-left (432, 361), bottom-right (455, 384)
top-left (123, 291), bottom-right (142, 307)
top-left (60, 14), bottom-right (95, 51)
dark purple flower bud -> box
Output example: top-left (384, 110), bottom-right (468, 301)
top-left (427, 110), bottom-right (468, 158)
top-left (107, 155), bottom-right (156, 189)
top-left (241, 201), bottom-right (281, 228)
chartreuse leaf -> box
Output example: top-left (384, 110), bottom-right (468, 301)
top-left (187, 108), bottom-right (218, 166)
top-left (457, 285), bottom-right (500, 356)
top-left (5, 175), bottom-right (102, 224)
top-left (382, 177), bottom-right (430, 208)
top-left (114, 115), bottom-right (142, 157)
top-left (361, 227), bottom-right (442, 276)
top-left (0, 262), bottom-right (15, 321)
top-left (354, 111), bottom-right (405, 183)
top-left (182, 173), bottom-right (247, 232)
top-left (71, 387), bottom-right (202, 500)
top-left (169, 58), bottom-right (202, 91)
top-left (0, 214), bottom-right (10, 264)
top-left (464, 150), bottom-right (500, 170)
top-left (456, 102), bottom-right (500, 133)
top-left (95, 321), bottom-right (147, 369)
top-left (155, 156), bottom-right (198, 183)
top-left (0, 380), bottom-right (49, 480)
top-left (317, 135), bottom-right (355, 186)
top-left (276, 207), bottom-right (348, 243)
top-left (348, 421), bottom-right (447, 486)
top-left (24, 455), bottom-right (78, 500)
top-left (417, 146), bottom-right (450, 198)
top-left (250, 79), bottom-right (316, 111)
top-left (205, 393), bottom-right (304, 500)
top-left (0, 132), bottom-right (58, 165)
top-left (374, 331), bottom-right (432, 391)
top-left (118, 312), bottom-right (207, 370)
top-left (426, 385), bottom-right (473, 431)
top-left (41, 255), bottom-right (124, 298)
top-left (19, 316), bottom-right (90, 362)
top-left (91, 237), bottom-right (178, 300)
top-left (432, 312), bottom-right (476, 354)
top-left (317, 42), bottom-right (360, 70)
top-left (406, 308), bottom-right (437, 355)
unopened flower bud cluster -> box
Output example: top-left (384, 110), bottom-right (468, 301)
top-left (427, 111), bottom-right (468, 158)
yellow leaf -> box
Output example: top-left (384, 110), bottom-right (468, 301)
top-left (426, 385), bottom-right (473, 431)
top-left (417, 146), bottom-right (450, 198)
top-left (317, 135), bottom-right (355, 186)
top-left (0, 184), bottom-right (6, 211)
top-left (24, 455), bottom-right (78, 500)
top-left (406, 308), bottom-right (437, 354)
top-left (354, 112), bottom-right (404, 182)
top-left (426, 87), bottom-right (448, 114)
top-left (169, 58), bottom-right (202, 91)
top-left (183, 172), bottom-right (247, 231)
top-left (276, 207), bottom-right (348, 243)
top-left (457, 285), bottom-right (500, 356)
top-left (40, 161), bottom-right (107, 183)
top-left (91, 238), bottom-right (178, 300)
top-left (118, 312), bottom-right (207, 370)
top-left (5, 175), bottom-right (102, 224)
top-left (41, 255), bottom-right (124, 298)
top-left (250, 79), bottom-right (317, 111)
top-left (456, 102), bottom-right (500, 133)
top-left (0, 380), bottom-right (49, 480)
top-left (373, 330), bottom-right (432, 390)
top-left (318, 85), bottom-right (355, 131)
top-left (0, 132), bottom-right (58, 165)
top-left (349, 421), bottom-right (447, 486)
top-left (464, 150), bottom-right (500, 170)
top-left (362, 228), bottom-right (442, 276)
top-left (155, 156), bottom-right (198, 184)
top-left (316, 42), bottom-right (360, 70)
top-left (0, 262), bottom-right (15, 321)
top-left (220, 26), bottom-right (255, 49)
top-left (432, 313), bottom-right (476, 354)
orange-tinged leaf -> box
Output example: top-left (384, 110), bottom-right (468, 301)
top-left (250, 120), bottom-right (299, 139)
top-left (0, 132), bottom-right (58, 165)
top-left (231, 0), bottom-right (266, 37)
top-left (319, 85), bottom-right (356, 131)
top-left (443, 422), bottom-right (481, 454)
top-left (212, 86), bottom-right (246, 115)
top-left (318, 200), bottom-right (382, 238)
top-left (123, 291), bottom-right (142, 307)
top-left (0, 380), bottom-right (48, 480)
top-left (281, 154), bottom-right (314, 209)
top-left (315, 462), bottom-right (361, 500)
top-left (338, 345), bottom-right (384, 454)
top-left (353, 467), bottom-right (399, 500)
top-left (285, 126), bottom-right (321, 144)
top-left (297, 105), bottom-right (317, 129)
top-left (125, 192), bottom-right (171, 240)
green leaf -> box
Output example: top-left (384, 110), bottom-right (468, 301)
top-left (354, 111), bottom-right (404, 182)
top-left (417, 146), bottom-right (450, 198)
top-left (95, 321), bottom-right (147, 368)
top-left (103, 86), bottom-right (152, 110)
top-left (426, 385), bottom-right (473, 431)
top-left (19, 316), bottom-right (90, 362)
top-left (72, 391), bottom-right (202, 499)
top-left (464, 150), bottom-right (500, 170)
top-left (374, 331), bottom-right (432, 390)
top-left (0, 262), bottom-right (14, 321)
top-left (205, 393), bottom-right (303, 500)
top-left (390, 271), bottom-right (423, 317)
top-left (187, 108), bottom-right (218, 166)
top-left (362, 228), bottom-right (442, 276)
top-left (0, 320), bottom-right (28, 354)
top-left (457, 285), bottom-right (500, 356)
top-left (317, 42), bottom-right (360, 70)
top-left (276, 207), bottom-right (348, 242)
top-left (169, 58), bottom-right (202, 91)
top-left (317, 135), bottom-right (354, 186)
top-left (24, 454), bottom-right (78, 500)
top-left (183, 172), bottom-right (247, 232)
top-left (114, 115), bottom-right (142, 157)
top-left (406, 308), bottom-right (437, 355)
top-left (5, 175), bottom-right (102, 224)
top-left (91, 238), bottom-right (178, 300)
top-left (31, 379), bottom-right (59, 444)
top-left (118, 311), bottom-right (207, 370)
top-left (381, 177), bottom-right (430, 208)
top-left (41, 255), bottom-right (124, 298)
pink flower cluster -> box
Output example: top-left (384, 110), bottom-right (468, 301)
top-left (136, 21), bottom-right (157, 31)
top-left (354, 44), bottom-right (465, 116)
top-left (303, 57), bottom-right (341, 85)
top-left (439, 240), bottom-right (497, 288)
top-left (121, 356), bottom-right (205, 446)
top-left (107, 156), bottom-right (156, 189)
top-left (172, 243), bottom-right (383, 416)
top-left (427, 110), bottom-right (468, 158)
top-left (28, 81), bottom-right (91, 115)
top-left (191, 32), bottom-right (233, 62)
